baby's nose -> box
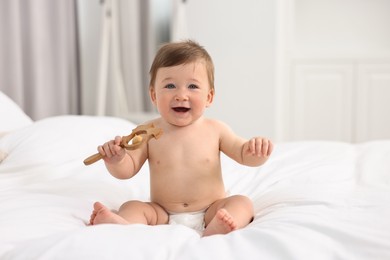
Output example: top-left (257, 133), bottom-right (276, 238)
top-left (175, 91), bottom-right (189, 101)
top-left (175, 96), bottom-right (188, 101)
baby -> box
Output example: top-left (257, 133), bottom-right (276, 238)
top-left (89, 40), bottom-right (273, 236)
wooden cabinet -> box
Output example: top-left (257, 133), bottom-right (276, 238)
top-left (356, 63), bottom-right (390, 142)
top-left (290, 62), bottom-right (354, 141)
top-left (290, 61), bottom-right (390, 142)
top-left (277, 0), bottom-right (390, 142)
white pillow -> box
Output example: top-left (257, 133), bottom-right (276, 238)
top-left (0, 115), bottom-right (136, 166)
top-left (0, 91), bottom-right (33, 133)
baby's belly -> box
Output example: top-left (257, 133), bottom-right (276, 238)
top-left (148, 159), bottom-right (225, 212)
top-left (150, 181), bottom-right (226, 213)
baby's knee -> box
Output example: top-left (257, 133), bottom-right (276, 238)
top-left (119, 200), bottom-right (146, 211)
top-left (231, 194), bottom-right (251, 203)
top-left (230, 195), bottom-right (254, 211)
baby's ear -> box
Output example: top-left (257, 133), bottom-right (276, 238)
top-left (206, 89), bottom-right (214, 107)
top-left (149, 87), bottom-right (157, 105)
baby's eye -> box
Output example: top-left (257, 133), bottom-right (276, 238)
top-left (165, 84), bottom-right (175, 89)
top-left (188, 84), bottom-right (199, 89)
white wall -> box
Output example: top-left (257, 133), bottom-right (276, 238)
top-left (77, 0), bottom-right (279, 140)
top-left (185, 0), bottom-right (277, 139)
top-left (77, 0), bottom-right (390, 142)
top-left (283, 0), bottom-right (390, 142)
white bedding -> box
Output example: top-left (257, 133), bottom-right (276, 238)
top-left (1, 97), bottom-right (390, 259)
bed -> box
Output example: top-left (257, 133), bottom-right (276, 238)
top-left (1, 91), bottom-right (390, 260)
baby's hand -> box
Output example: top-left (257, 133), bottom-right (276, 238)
top-left (97, 136), bottom-right (126, 163)
top-left (246, 137), bottom-right (273, 157)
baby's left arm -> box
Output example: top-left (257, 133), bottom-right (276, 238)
top-left (217, 120), bottom-right (273, 167)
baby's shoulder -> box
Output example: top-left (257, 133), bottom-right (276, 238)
top-left (203, 118), bottom-right (231, 132)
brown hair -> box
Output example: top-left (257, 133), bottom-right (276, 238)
top-left (149, 40), bottom-right (215, 90)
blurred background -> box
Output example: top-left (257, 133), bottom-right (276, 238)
top-left (1, 0), bottom-right (390, 142)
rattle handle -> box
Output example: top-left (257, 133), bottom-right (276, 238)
top-left (83, 153), bottom-right (103, 165)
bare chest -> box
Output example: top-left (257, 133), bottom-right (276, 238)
top-left (150, 135), bottom-right (219, 168)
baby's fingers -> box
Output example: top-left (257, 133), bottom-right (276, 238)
top-left (260, 138), bottom-right (274, 157)
top-left (257, 138), bottom-right (271, 157)
top-left (97, 144), bottom-right (106, 157)
top-left (98, 137), bottom-right (121, 158)
top-left (266, 140), bottom-right (274, 156)
top-left (114, 136), bottom-right (122, 145)
top-left (250, 138), bottom-right (272, 157)
top-left (100, 141), bottom-right (114, 158)
top-left (247, 138), bottom-right (256, 156)
top-left (248, 138), bottom-right (263, 157)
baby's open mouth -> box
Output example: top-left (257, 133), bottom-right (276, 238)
top-left (172, 107), bottom-right (190, 112)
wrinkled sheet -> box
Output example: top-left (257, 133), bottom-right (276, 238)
top-left (0, 116), bottom-right (389, 260)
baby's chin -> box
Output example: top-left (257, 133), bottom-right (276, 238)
top-left (164, 116), bottom-right (203, 128)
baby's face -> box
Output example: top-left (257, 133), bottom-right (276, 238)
top-left (150, 61), bottom-right (214, 127)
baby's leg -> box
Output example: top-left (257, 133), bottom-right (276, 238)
top-left (89, 200), bottom-right (168, 226)
top-left (90, 202), bottom-right (128, 225)
top-left (117, 200), bottom-right (169, 225)
top-left (203, 195), bottom-right (254, 237)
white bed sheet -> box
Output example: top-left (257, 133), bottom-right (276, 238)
top-left (0, 115), bottom-right (390, 260)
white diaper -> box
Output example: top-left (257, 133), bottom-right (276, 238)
top-left (168, 209), bottom-right (206, 234)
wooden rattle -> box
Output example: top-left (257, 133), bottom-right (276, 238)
top-left (83, 123), bottom-right (163, 166)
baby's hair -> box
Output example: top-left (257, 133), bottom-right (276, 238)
top-left (149, 40), bottom-right (215, 90)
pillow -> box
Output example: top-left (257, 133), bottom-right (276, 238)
top-left (0, 115), bottom-right (137, 166)
top-left (0, 91), bottom-right (33, 133)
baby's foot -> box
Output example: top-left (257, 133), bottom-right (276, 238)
top-left (203, 208), bottom-right (238, 237)
top-left (89, 202), bottom-right (128, 225)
